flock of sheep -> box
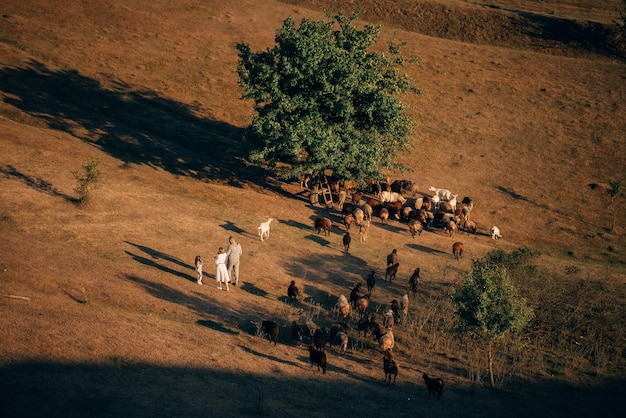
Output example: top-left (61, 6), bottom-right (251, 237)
top-left (253, 177), bottom-right (504, 396)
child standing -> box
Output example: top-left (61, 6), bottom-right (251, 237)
top-left (195, 255), bottom-right (204, 285)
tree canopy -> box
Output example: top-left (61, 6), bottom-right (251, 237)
top-left (450, 249), bottom-right (535, 386)
top-left (236, 13), bottom-right (420, 184)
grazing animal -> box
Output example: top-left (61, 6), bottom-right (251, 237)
top-left (328, 324), bottom-right (345, 346)
top-left (343, 214), bottom-right (355, 231)
top-left (313, 328), bottom-right (328, 351)
top-left (314, 217), bottom-right (332, 236)
top-left (261, 320), bottom-right (279, 345)
top-left (379, 329), bottom-right (395, 352)
top-left (335, 294), bottom-right (351, 318)
top-left (378, 190), bottom-right (407, 203)
top-left (361, 203), bottom-right (373, 221)
top-left (343, 232), bottom-right (351, 253)
top-left (448, 194), bottom-right (458, 209)
top-left (378, 207), bottom-right (389, 224)
top-left (356, 294), bottom-right (370, 316)
top-left (400, 294), bottom-right (409, 321)
top-left (349, 283), bottom-right (365, 308)
top-left (353, 208), bottom-right (365, 226)
top-left (390, 299), bottom-right (401, 323)
top-left (308, 346), bottom-right (327, 374)
top-left (366, 270), bottom-right (377, 294)
top-left (423, 373), bottom-right (444, 398)
top-left (291, 321), bottom-right (306, 343)
top-left (287, 280), bottom-right (299, 301)
top-left (428, 186), bottom-right (451, 201)
top-left (351, 191), bottom-right (364, 205)
top-left (461, 196), bottom-right (474, 211)
top-left (408, 268), bottom-right (420, 293)
top-left (333, 331), bottom-right (349, 352)
top-left (491, 225), bottom-right (502, 240)
top-left (444, 220), bottom-right (458, 237)
top-left (383, 349), bottom-right (399, 385)
top-left (387, 249), bottom-right (398, 266)
top-left (258, 217), bottom-right (273, 241)
top-left (462, 219), bottom-right (477, 234)
top-left (408, 219), bottom-right (423, 238)
top-left (452, 242), bottom-right (464, 260)
top-left (358, 220), bottom-right (370, 242)
top-left (386, 263), bottom-right (399, 283)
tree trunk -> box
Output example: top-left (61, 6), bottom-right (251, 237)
top-left (488, 340), bottom-right (495, 387)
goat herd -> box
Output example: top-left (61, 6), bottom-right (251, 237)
top-left (251, 177), bottom-right (506, 398)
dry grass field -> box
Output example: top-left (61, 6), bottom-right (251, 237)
top-left (1, 0), bottom-right (625, 417)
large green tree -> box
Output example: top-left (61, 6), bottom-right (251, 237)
top-left (236, 13), bottom-right (420, 183)
top-left (450, 250), bottom-right (535, 387)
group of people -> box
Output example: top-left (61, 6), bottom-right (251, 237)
top-left (194, 236), bottom-right (243, 291)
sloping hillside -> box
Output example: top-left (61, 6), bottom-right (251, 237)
top-left (0, 1), bottom-right (625, 417)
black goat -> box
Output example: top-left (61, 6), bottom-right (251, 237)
top-left (309, 346), bottom-right (327, 374)
top-left (423, 373), bottom-right (444, 398)
top-left (262, 320), bottom-right (279, 346)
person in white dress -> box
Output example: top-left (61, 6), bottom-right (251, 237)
top-left (194, 255), bottom-right (204, 285)
top-left (214, 247), bottom-right (230, 291)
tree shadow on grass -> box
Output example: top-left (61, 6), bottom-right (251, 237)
top-left (0, 60), bottom-right (289, 196)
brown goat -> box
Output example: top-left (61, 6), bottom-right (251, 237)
top-left (452, 242), bottom-right (464, 260)
top-left (309, 346), bottom-right (327, 374)
top-left (383, 349), bottom-right (399, 385)
top-left (314, 217), bottom-right (332, 236)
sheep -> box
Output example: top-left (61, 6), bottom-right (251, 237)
top-left (400, 294), bottom-right (409, 321)
top-left (408, 268), bottom-right (420, 293)
top-left (313, 328), bottom-right (328, 352)
top-left (414, 197), bottom-right (424, 210)
top-left (287, 280), bottom-right (299, 301)
top-left (444, 220), bottom-right (458, 237)
top-left (379, 329), bottom-right (395, 352)
top-left (353, 207), bottom-right (365, 226)
top-left (383, 349), bottom-right (399, 385)
top-left (343, 214), bottom-right (355, 231)
top-left (356, 294), bottom-right (370, 317)
top-left (491, 225), bottom-right (502, 240)
top-left (343, 232), bottom-right (351, 253)
top-left (452, 242), bottom-right (464, 260)
top-left (378, 207), bottom-right (389, 224)
top-left (308, 346), bottom-right (327, 374)
top-left (314, 217), bottom-right (332, 236)
top-left (401, 206), bottom-right (415, 223)
top-left (328, 323), bottom-right (345, 346)
top-left (335, 294), bottom-right (351, 318)
top-left (351, 191), bottom-right (364, 205)
top-left (337, 189), bottom-right (348, 210)
top-left (361, 203), bottom-right (373, 221)
top-left (358, 220), bottom-right (370, 242)
top-left (382, 309), bottom-right (395, 328)
top-left (258, 217), bottom-right (273, 241)
top-left (378, 190), bottom-right (407, 203)
top-left (461, 219), bottom-right (477, 234)
top-left (366, 270), bottom-right (377, 294)
top-left (408, 219), bottom-right (423, 238)
top-left (439, 201), bottom-right (454, 213)
top-left (261, 320), bottom-right (279, 345)
top-left (386, 263), bottom-right (399, 284)
top-left (428, 186), bottom-right (451, 201)
top-left (333, 331), bottom-right (348, 353)
top-left (422, 373), bottom-right (444, 398)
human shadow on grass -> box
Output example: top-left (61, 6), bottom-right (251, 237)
top-left (125, 251), bottom-right (195, 283)
top-left (0, 61), bottom-right (292, 198)
top-left (125, 241), bottom-right (190, 270)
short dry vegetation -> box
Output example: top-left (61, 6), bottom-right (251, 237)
top-left (0, 1), bottom-right (625, 417)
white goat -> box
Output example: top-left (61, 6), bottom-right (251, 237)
top-left (491, 225), bottom-right (502, 240)
top-left (258, 217), bottom-right (273, 241)
top-left (448, 194), bottom-right (458, 209)
top-left (429, 186), bottom-right (451, 201)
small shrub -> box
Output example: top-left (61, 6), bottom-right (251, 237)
top-left (72, 156), bottom-right (102, 207)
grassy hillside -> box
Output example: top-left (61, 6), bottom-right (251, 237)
top-left (1, 0), bottom-right (625, 417)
